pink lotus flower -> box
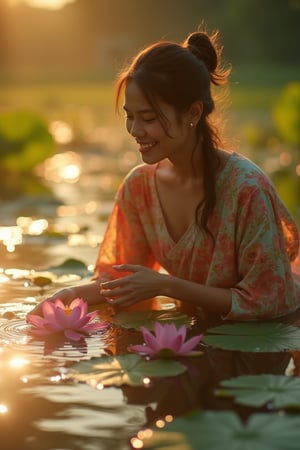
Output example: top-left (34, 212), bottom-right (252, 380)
top-left (130, 322), bottom-right (203, 358)
top-left (26, 298), bottom-right (108, 341)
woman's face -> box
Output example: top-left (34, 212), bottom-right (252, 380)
top-left (123, 79), bottom-right (197, 165)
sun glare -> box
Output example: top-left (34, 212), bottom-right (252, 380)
top-left (7, 0), bottom-right (76, 10)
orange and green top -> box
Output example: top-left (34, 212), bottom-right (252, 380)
top-left (94, 152), bottom-right (300, 321)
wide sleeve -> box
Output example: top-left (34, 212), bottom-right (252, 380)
top-left (224, 186), bottom-right (300, 321)
top-left (93, 177), bottom-right (160, 281)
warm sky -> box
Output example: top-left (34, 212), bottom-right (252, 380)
top-left (5, 0), bottom-right (76, 10)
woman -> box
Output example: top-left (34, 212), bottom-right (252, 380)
top-left (30, 29), bottom-right (300, 321)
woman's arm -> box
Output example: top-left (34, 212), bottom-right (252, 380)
top-left (100, 265), bottom-right (232, 316)
top-left (163, 273), bottom-right (232, 315)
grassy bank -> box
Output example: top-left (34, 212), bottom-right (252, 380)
top-left (0, 63), bottom-right (298, 115)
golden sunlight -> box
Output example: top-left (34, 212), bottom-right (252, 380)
top-left (9, 356), bottom-right (30, 369)
top-left (40, 151), bottom-right (82, 183)
top-left (0, 404), bottom-right (8, 414)
top-left (0, 226), bottom-right (23, 252)
top-left (16, 217), bottom-right (48, 235)
top-left (7, 0), bottom-right (76, 10)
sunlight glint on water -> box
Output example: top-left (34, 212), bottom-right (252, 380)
top-left (0, 226), bottom-right (23, 252)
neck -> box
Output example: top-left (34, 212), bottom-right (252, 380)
top-left (167, 142), bottom-right (204, 183)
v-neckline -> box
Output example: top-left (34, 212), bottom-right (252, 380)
top-left (150, 164), bottom-right (197, 246)
top-left (149, 152), bottom-right (234, 247)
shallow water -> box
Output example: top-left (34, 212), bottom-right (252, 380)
top-left (0, 146), bottom-right (299, 449)
top-left (0, 259), bottom-right (298, 450)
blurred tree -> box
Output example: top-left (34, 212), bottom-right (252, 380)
top-left (1, 0), bottom-right (299, 80)
top-left (223, 0), bottom-right (300, 62)
top-left (0, 2), bottom-right (10, 72)
top-left (272, 82), bottom-right (300, 147)
top-left (0, 110), bottom-right (54, 172)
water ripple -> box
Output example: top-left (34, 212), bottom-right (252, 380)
top-left (0, 318), bottom-right (30, 344)
top-left (0, 317), bottom-right (112, 361)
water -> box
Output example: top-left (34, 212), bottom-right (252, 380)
top-left (0, 144), bottom-right (299, 450)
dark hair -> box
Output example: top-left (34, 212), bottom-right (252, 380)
top-left (116, 29), bottom-right (231, 239)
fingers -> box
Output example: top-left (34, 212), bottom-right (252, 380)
top-left (100, 265), bottom-right (152, 306)
top-left (100, 283), bottom-right (138, 306)
top-left (105, 294), bottom-right (137, 307)
top-left (101, 286), bottom-right (133, 299)
top-left (112, 264), bottom-right (143, 272)
top-left (101, 265), bottom-right (145, 289)
top-left (27, 288), bottom-right (75, 316)
top-left (101, 278), bottom-right (127, 290)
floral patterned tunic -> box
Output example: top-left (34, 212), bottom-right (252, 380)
top-left (94, 152), bottom-right (300, 321)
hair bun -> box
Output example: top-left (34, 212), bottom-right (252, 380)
top-left (186, 31), bottom-right (218, 73)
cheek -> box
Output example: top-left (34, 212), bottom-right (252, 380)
top-left (125, 120), bottom-right (132, 134)
top-left (150, 123), bottom-right (169, 139)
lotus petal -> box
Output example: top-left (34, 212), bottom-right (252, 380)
top-left (26, 298), bottom-right (107, 341)
top-left (131, 322), bottom-right (203, 358)
top-left (64, 329), bottom-right (83, 341)
top-left (179, 334), bottom-right (203, 354)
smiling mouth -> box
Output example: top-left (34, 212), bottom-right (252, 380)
top-left (139, 142), bottom-right (157, 153)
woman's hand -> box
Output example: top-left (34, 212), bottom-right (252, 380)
top-left (28, 287), bottom-right (77, 316)
top-left (27, 280), bottom-right (103, 316)
top-left (100, 264), bottom-right (168, 306)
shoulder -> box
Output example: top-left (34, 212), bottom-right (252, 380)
top-left (116, 163), bottom-right (156, 202)
top-left (218, 151), bottom-right (285, 217)
top-left (125, 163), bottom-right (155, 181)
top-left (122, 163), bottom-right (156, 189)
top-left (224, 152), bottom-right (276, 194)
top-left (228, 152), bottom-right (269, 180)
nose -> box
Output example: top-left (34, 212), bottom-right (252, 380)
top-left (129, 119), bottom-right (145, 138)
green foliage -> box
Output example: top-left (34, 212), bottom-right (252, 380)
top-left (112, 310), bottom-right (194, 331)
top-left (140, 410), bottom-right (300, 450)
top-left (47, 258), bottom-right (92, 277)
top-left (68, 354), bottom-right (186, 386)
top-left (271, 168), bottom-right (300, 224)
top-left (0, 110), bottom-right (54, 172)
top-left (203, 323), bottom-right (300, 352)
top-left (272, 83), bottom-right (300, 147)
top-left (216, 375), bottom-right (300, 409)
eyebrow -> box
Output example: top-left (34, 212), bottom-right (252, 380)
top-left (123, 105), bottom-right (154, 114)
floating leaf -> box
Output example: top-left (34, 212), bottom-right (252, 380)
top-left (32, 276), bottom-right (52, 288)
top-left (47, 258), bottom-right (92, 277)
top-left (139, 410), bottom-right (300, 450)
top-left (67, 354), bottom-right (186, 386)
top-left (216, 374), bottom-right (300, 409)
top-left (112, 310), bottom-right (194, 331)
top-left (203, 322), bottom-right (300, 352)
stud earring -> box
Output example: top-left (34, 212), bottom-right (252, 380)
top-left (189, 122), bottom-right (194, 127)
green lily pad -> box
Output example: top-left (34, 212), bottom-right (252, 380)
top-left (215, 374), bottom-right (300, 409)
top-left (47, 258), bottom-right (92, 277)
top-left (138, 410), bottom-right (300, 450)
top-left (112, 310), bottom-right (194, 331)
top-left (203, 322), bottom-right (300, 352)
top-left (67, 354), bottom-right (186, 386)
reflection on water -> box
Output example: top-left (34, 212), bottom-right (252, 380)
top-left (0, 226), bottom-right (23, 252)
top-left (0, 318), bottom-right (110, 360)
top-left (0, 272), bottom-right (297, 449)
top-left (0, 144), bottom-right (299, 449)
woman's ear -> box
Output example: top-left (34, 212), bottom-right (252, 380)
top-left (189, 101), bottom-right (203, 126)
